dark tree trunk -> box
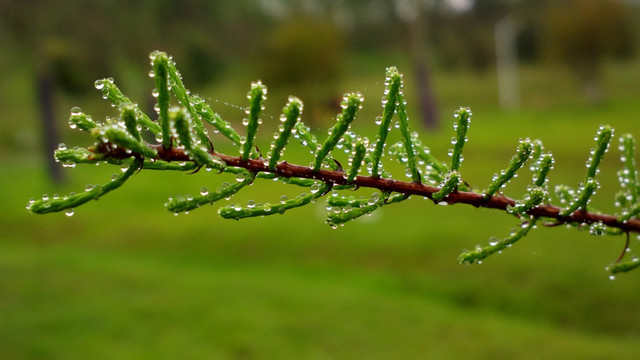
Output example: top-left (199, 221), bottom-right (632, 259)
top-left (37, 72), bottom-right (64, 183)
top-left (407, 15), bottom-right (438, 129)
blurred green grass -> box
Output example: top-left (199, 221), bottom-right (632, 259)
top-left (2, 58), bottom-right (640, 359)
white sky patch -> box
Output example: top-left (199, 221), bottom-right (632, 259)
top-left (259, 0), bottom-right (286, 18)
top-left (447, 0), bottom-right (474, 12)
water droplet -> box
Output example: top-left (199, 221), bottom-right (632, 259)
top-left (94, 80), bottom-right (104, 90)
top-left (62, 160), bottom-right (76, 168)
top-left (65, 209), bottom-right (74, 217)
top-left (247, 200), bottom-right (255, 208)
top-left (200, 187), bottom-right (209, 196)
top-left (280, 195), bottom-right (288, 204)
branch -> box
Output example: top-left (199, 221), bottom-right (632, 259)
top-left (97, 144), bottom-right (640, 233)
top-left (27, 50), bottom-right (640, 276)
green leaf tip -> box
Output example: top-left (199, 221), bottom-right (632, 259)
top-left (459, 218), bottom-right (538, 264)
top-left (509, 186), bottom-right (546, 216)
top-left (450, 107), bottom-right (472, 172)
top-left (371, 67), bottom-right (403, 178)
top-left (151, 51), bottom-right (172, 149)
top-left (559, 178), bottom-right (599, 216)
top-left (28, 158), bottom-right (142, 214)
top-left (347, 138), bottom-right (368, 183)
top-left (533, 152), bottom-right (554, 188)
top-left (94, 78), bottom-right (161, 134)
top-left (121, 104), bottom-right (141, 141)
top-left (219, 182), bottom-right (331, 220)
top-left (190, 94), bottom-right (242, 146)
top-left (432, 171), bottom-right (461, 202)
top-left (269, 96), bottom-right (303, 170)
top-left (326, 192), bottom-right (405, 228)
top-left (615, 134), bottom-right (639, 215)
top-left (172, 108), bottom-right (225, 171)
top-left (485, 138), bottom-right (534, 198)
top-left (54, 146), bottom-right (92, 166)
top-left (586, 125), bottom-right (613, 179)
top-left (91, 124), bottom-right (157, 158)
top-left (241, 81), bottom-right (267, 161)
top-left (313, 92), bottom-right (364, 171)
top-left (166, 173), bottom-right (255, 213)
top-left (68, 107), bottom-right (97, 132)
top-left (607, 257), bottom-right (640, 275)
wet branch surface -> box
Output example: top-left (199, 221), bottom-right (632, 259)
top-left (103, 144), bottom-right (640, 234)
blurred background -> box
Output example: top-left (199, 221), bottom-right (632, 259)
top-left (2, 0), bottom-right (640, 358)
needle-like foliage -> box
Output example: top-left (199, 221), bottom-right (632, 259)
top-left (27, 51), bottom-right (640, 277)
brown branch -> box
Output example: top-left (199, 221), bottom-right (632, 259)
top-left (104, 144), bottom-right (640, 233)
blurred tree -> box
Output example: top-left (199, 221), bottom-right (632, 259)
top-left (261, 16), bottom-right (346, 124)
top-left (428, 0), bottom-right (511, 71)
top-left (542, 0), bottom-right (635, 103)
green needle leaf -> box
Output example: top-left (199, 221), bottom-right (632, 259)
top-left (397, 94), bottom-right (421, 182)
top-left (607, 257), bottom-right (640, 275)
top-left (371, 67), bottom-right (402, 178)
top-left (509, 186), bottom-right (546, 216)
top-left (314, 92), bottom-right (364, 171)
top-left (459, 217), bottom-right (538, 264)
top-left (450, 107), bottom-right (471, 172)
top-left (190, 95), bottom-right (242, 146)
top-left (28, 158), bottom-right (142, 214)
top-left (554, 185), bottom-right (576, 208)
top-left (241, 81), bottom-right (267, 161)
top-left (347, 139), bottom-right (367, 183)
top-left (173, 108), bottom-right (225, 171)
top-left (94, 78), bottom-right (161, 134)
top-left (586, 125), bottom-right (613, 179)
top-left (295, 121), bottom-right (320, 154)
top-left (54, 146), bottom-right (93, 166)
top-left (485, 138), bottom-right (534, 198)
top-left (616, 134), bottom-right (638, 211)
top-left (432, 171), bottom-right (461, 202)
top-left (121, 104), bottom-right (141, 141)
top-left (413, 137), bottom-right (448, 175)
top-left (269, 96), bottom-right (303, 170)
top-left (219, 182), bottom-right (331, 220)
top-left (160, 53), bottom-right (210, 146)
top-left (68, 107), bottom-right (97, 132)
top-left (533, 152), bottom-right (554, 188)
top-left (152, 52), bottom-right (172, 149)
top-left (92, 125), bottom-right (158, 158)
top-left (560, 178), bottom-right (598, 216)
top-left (166, 172), bottom-right (256, 213)
top-left (326, 193), bottom-right (405, 227)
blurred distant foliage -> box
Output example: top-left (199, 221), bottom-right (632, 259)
top-left (262, 17), bottom-right (345, 123)
top-left (0, 0), bottom-right (638, 104)
top-left (542, 0), bottom-right (635, 101)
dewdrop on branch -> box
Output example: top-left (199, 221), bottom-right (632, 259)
top-left (25, 50), bottom-right (640, 277)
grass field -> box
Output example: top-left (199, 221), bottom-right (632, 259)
top-left (1, 56), bottom-right (640, 359)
